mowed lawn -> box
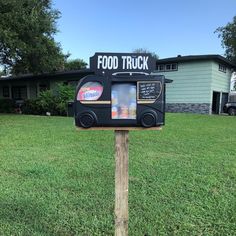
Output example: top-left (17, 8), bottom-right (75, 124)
top-left (0, 114), bottom-right (235, 236)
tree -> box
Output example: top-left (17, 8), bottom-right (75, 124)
top-left (133, 48), bottom-right (159, 60)
top-left (0, 0), bottom-right (65, 75)
top-left (64, 59), bottom-right (87, 71)
top-left (0, 68), bottom-right (4, 77)
top-left (215, 16), bottom-right (236, 64)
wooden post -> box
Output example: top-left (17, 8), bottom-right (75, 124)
top-left (76, 127), bottom-right (161, 236)
top-left (115, 130), bottom-right (129, 236)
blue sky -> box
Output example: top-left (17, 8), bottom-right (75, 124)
top-left (53, 0), bottom-right (236, 64)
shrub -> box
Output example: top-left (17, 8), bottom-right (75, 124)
top-left (54, 83), bottom-right (75, 115)
top-left (21, 99), bottom-right (43, 115)
top-left (22, 83), bottom-right (75, 116)
top-left (0, 99), bottom-right (15, 113)
top-left (37, 90), bottom-right (58, 115)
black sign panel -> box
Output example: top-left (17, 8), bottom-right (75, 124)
top-left (138, 81), bottom-right (162, 100)
top-left (74, 74), bottom-right (166, 128)
top-left (90, 52), bottom-right (156, 75)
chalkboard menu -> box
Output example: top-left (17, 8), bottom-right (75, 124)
top-left (138, 81), bottom-right (161, 100)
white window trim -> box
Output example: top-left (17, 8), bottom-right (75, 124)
top-left (219, 64), bottom-right (227, 73)
top-left (157, 63), bottom-right (178, 72)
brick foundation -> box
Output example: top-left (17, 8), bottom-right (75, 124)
top-left (166, 103), bottom-right (211, 114)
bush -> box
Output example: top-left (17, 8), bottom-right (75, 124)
top-left (0, 99), bottom-right (15, 113)
top-left (37, 90), bottom-right (59, 115)
top-left (22, 83), bottom-right (75, 116)
top-left (54, 83), bottom-right (75, 115)
top-left (21, 99), bottom-right (43, 115)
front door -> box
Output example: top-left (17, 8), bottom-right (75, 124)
top-left (212, 91), bottom-right (220, 114)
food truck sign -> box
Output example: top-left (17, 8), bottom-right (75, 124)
top-left (74, 52), bottom-right (166, 128)
top-left (76, 52), bottom-right (166, 236)
top-left (90, 52), bottom-right (156, 75)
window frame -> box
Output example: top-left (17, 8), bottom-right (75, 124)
top-left (157, 64), bottom-right (165, 71)
top-left (165, 64), bottom-right (171, 71)
top-left (171, 63), bottom-right (178, 70)
top-left (11, 86), bottom-right (27, 100)
top-left (157, 63), bottom-right (178, 72)
top-left (2, 86), bottom-right (10, 98)
top-left (219, 64), bottom-right (227, 73)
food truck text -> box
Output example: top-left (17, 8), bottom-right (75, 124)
top-left (97, 55), bottom-right (149, 70)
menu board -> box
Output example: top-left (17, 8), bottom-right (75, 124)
top-left (138, 81), bottom-right (161, 100)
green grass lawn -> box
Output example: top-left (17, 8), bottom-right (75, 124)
top-left (0, 113), bottom-right (235, 236)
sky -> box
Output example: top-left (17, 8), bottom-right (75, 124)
top-left (53, 0), bottom-right (236, 64)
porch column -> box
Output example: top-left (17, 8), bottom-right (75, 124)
top-left (9, 84), bottom-right (12, 99)
top-left (219, 92), bottom-right (222, 114)
top-left (27, 82), bottom-right (30, 99)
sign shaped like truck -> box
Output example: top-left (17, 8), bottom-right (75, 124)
top-left (74, 52), bottom-right (167, 128)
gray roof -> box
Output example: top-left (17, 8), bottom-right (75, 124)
top-left (0, 69), bottom-right (93, 82)
top-left (157, 54), bottom-right (236, 69)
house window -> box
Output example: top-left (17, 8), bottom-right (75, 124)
top-left (219, 64), bottom-right (226, 73)
top-left (165, 64), bottom-right (171, 71)
top-left (2, 86), bottom-right (10, 97)
top-left (12, 86), bottom-right (27, 99)
top-left (157, 63), bottom-right (178, 72)
top-left (157, 64), bottom-right (165, 71)
top-left (171, 63), bottom-right (178, 70)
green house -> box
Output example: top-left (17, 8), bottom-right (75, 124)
top-left (154, 55), bottom-right (236, 114)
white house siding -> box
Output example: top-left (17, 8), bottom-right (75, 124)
top-left (154, 61), bottom-right (213, 114)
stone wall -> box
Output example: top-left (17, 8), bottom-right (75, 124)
top-left (166, 103), bottom-right (211, 114)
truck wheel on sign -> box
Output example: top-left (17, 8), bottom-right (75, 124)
top-left (228, 107), bottom-right (236, 116)
top-left (140, 111), bottom-right (157, 128)
top-left (78, 112), bottom-right (96, 128)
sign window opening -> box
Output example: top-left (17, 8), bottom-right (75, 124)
top-left (111, 83), bottom-right (137, 119)
top-left (77, 82), bottom-right (103, 101)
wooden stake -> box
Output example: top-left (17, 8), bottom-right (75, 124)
top-left (115, 130), bottom-right (129, 236)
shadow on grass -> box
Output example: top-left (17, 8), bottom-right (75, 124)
top-left (0, 197), bottom-right (50, 235)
